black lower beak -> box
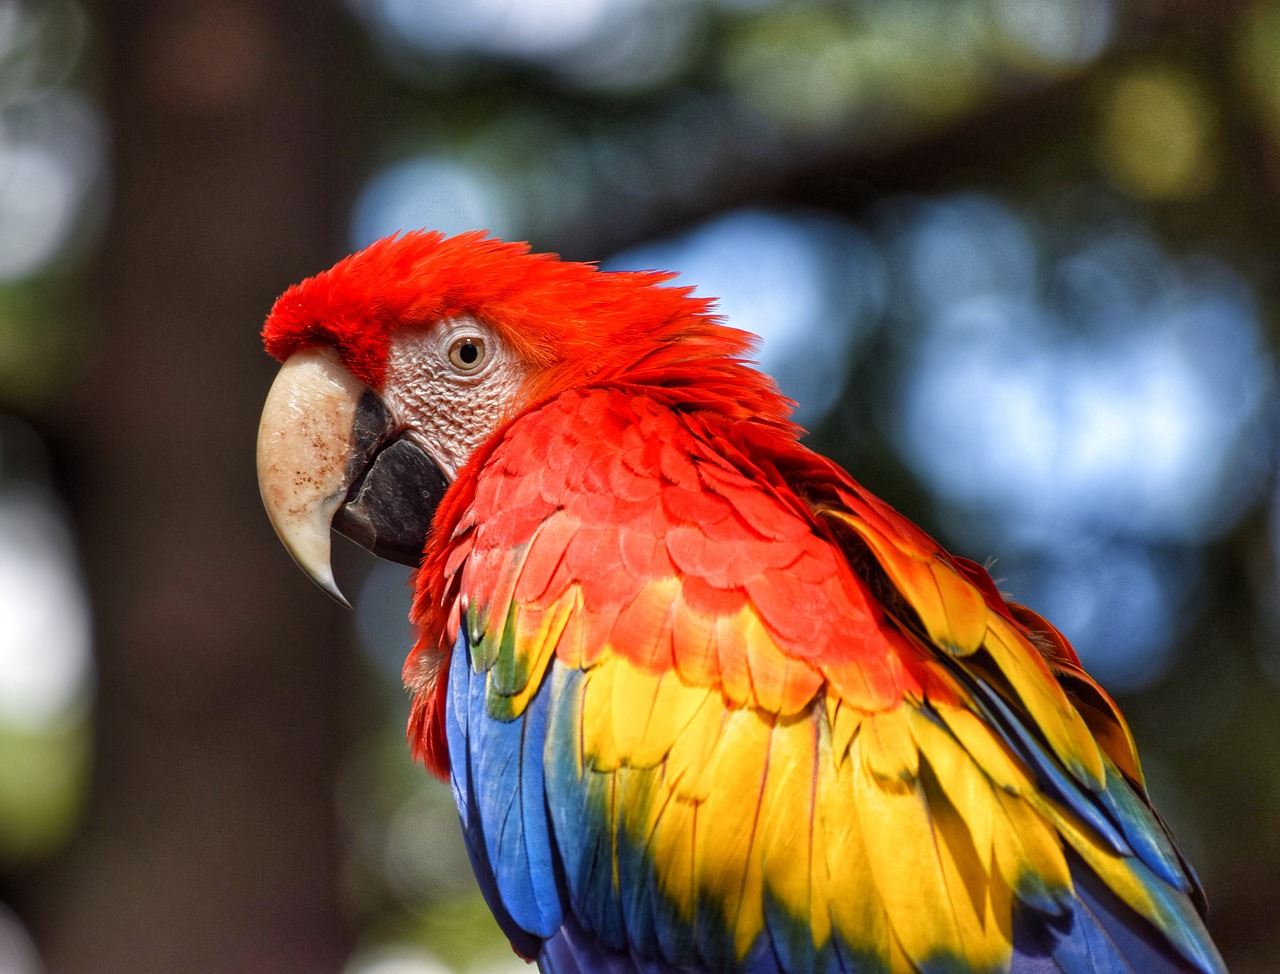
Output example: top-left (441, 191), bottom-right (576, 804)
top-left (335, 435), bottom-right (450, 567)
top-left (333, 392), bottom-right (449, 568)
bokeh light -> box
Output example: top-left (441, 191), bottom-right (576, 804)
top-left (0, 490), bottom-right (91, 731)
top-left (0, 1), bottom-right (104, 280)
top-left (883, 191), bottom-right (1271, 688)
top-left (0, 23), bottom-right (97, 974)
top-left (0, 904), bottom-right (40, 974)
top-left (1238, 0), bottom-right (1280, 152)
top-left (1097, 63), bottom-right (1220, 201)
top-left (0, 0), bottom-right (106, 411)
top-left (0, 0), bottom-right (97, 885)
top-left (346, 0), bottom-right (698, 90)
top-left (890, 193), bottom-right (1271, 546)
top-left (344, 946), bottom-right (452, 974)
top-left (0, 422), bottom-right (92, 865)
top-left (995, 540), bottom-right (1194, 693)
top-left (345, 942), bottom-right (528, 974)
top-left (990, 0), bottom-right (1114, 68)
top-left (608, 209), bottom-right (884, 427)
top-left (723, 0), bottom-right (1116, 137)
top-left (351, 157), bottom-right (519, 251)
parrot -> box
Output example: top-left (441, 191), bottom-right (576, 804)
top-left (255, 230), bottom-right (1227, 974)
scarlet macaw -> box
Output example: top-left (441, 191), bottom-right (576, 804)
top-left (256, 231), bottom-right (1226, 974)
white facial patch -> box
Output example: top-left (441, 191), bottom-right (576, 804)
top-left (380, 317), bottom-right (529, 479)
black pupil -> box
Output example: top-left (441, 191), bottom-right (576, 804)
top-left (458, 341), bottom-right (479, 365)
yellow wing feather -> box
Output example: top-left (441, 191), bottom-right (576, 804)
top-left (457, 451), bottom-right (1206, 973)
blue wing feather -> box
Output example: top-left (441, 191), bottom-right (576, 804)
top-left (447, 635), bottom-right (543, 958)
top-left (518, 677), bottom-right (563, 928)
top-left (542, 915), bottom-right (690, 974)
top-left (952, 669), bottom-right (1132, 857)
top-left (446, 631), bottom-right (1221, 974)
top-left (940, 663), bottom-right (1221, 973)
top-left (1011, 851), bottom-right (1210, 974)
top-left (618, 770), bottom-right (662, 959)
top-left (471, 649), bottom-right (562, 937)
top-left (953, 659), bottom-right (1195, 899)
top-left (1092, 764), bottom-right (1192, 894)
top-left (764, 892), bottom-right (823, 974)
top-left (447, 635), bottom-right (561, 953)
top-left (544, 666), bottom-right (631, 950)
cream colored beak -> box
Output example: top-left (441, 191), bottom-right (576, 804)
top-left (256, 347), bottom-right (366, 607)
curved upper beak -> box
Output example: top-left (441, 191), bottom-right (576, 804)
top-left (256, 347), bottom-right (449, 606)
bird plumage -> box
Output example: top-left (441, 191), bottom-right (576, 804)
top-left (259, 231), bottom-right (1227, 974)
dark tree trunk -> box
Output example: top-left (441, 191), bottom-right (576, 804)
top-left (29, 2), bottom-right (356, 971)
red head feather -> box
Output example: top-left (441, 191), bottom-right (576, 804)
top-left (261, 230), bottom-right (796, 425)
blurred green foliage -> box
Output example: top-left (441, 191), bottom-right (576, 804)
top-left (0, 718), bottom-right (89, 862)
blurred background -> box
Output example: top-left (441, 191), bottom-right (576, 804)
top-left (0, 0), bottom-right (1278, 971)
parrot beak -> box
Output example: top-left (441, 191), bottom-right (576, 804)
top-left (256, 347), bottom-right (449, 607)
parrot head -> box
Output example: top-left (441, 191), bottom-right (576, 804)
top-left (256, 230), bottom-right (790, 604)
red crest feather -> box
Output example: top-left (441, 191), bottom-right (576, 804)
top-left (261, 231), bottom-right (791, 427)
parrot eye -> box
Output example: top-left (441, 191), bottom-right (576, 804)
top-left (448, 336), bottom-right (487, 373)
